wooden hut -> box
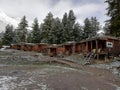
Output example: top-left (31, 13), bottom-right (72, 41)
top-left (32, 43), bottom-right (48, 53)
top-left (63, 41), bottom-right (77, 55)
top-left (14, 44), bottom-right (21, 50)
top-left (76, 42), bottom-right (82, 53)
top-left (80, 35), bottom-right (120, 60)
top-left (11, 43), bottom-right (35, 51)
top-left (10, 44), bottom-right (18, 49)
top-left (37, 43), bottom-right (49, 53)
top-left (23, 43), bottom-right (35, 51)
top-left (48, 44), bottom-right (65, 57)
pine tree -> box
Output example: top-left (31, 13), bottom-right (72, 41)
top-left (17, 16), bottom-right (28, 42)
top-left (41, 12), bottom-right (54, 43)
top-left (90, 17), bottom-right (100, 36)
top-left (0, 32), bottom-right (4, 43)
top-left (27, 31), bottom-right (33, 43)
top-left (2, 24), bottom-right (14, 45)
top-left (73, 23), bottom-right (83, 41)
top-left (68, 10), bottom-right (76, 41)
top-left (62, 10), bottom-right (82, 42)
top-left (31, 18), bottom-right (41, 43)
top-left (51, 17), bottom-right (63, 44)
top-left (83, 18), bottom-right (91, 38)
top-left (62, 12), bottom-right (69, 42)
top-left (12, 29), bottom-right (20, 44)
top-left (105, 0), bottom-right (120, 37)
top-left (83, 17), bottom-right (100, 39)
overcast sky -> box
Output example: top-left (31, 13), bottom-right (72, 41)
top-left (0, 0), bottom-right (109, 26)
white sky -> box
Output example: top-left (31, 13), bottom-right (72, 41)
top-left (0, 0), bottom-right (109, 26)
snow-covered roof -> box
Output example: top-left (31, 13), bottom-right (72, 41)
top-left (63, 41), bottom-right (76, 45)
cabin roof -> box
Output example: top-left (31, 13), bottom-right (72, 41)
top-left (11, 43), bottom-right (35, 46)
top-left (63, 41), bottom-right (76, 45)
top-left (80, 35), bottom-right (120, 43)
top-left (36, 43), bottom-right (49, 45)
top-left (24, 43), bottom-right (35, 46)
top-left (48, 44), bottom-right (63, 48)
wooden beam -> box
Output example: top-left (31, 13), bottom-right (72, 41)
top-left (91, 41), bottom-right (93, 52)
top-left (96, 40), bottom-right (99, 60)
top-left (86, 42), bottom-right (88, 52)
top-left (72, 41), bottom-right (76, 55)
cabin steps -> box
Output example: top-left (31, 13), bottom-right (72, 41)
top-left (82, 52), bottom-right (96, 65)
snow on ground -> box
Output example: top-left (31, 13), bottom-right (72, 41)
top-left (90, 61), bottom-right (120, 77)
top-left (0, 76), bottom-right (17, 90)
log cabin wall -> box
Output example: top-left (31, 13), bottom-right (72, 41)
top-left (35, 44), bottom-right (49, 53)
top-left (48, 47), bottom-right (56, 57)
top-left (32, 45), bottom-right (39, 51)
top-left (64, 45), bottom-right (73, 55)
top-left (17, 45), bottom-right (21, 50)
top-left (56, 46), bottom-right (65, 55)
top-left (11, 45), bottom-right (17, 49)
top-left (27, 45), bottom-right (33, 51)
top-left (76, 43), bottom-right (81, 53)
top-left (24, 45), bottom-right (28, 51)
top-left (81, 43), bottom-right (87, 53)
top-left (47, 45), bottom-right (65, 57)
top-left (40, 44), bottom-right (49, 53)
top-left (113, 40), bottom-right (120, 56)
top-left (21, 44), bottom-right (25, 51)
top-left (37, 45), bottom-right (42, 52)
top-left (107, 39), bottom-right (120, 56)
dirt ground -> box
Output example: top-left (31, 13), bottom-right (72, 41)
top-left (0, 49), bottom-right (120, 90)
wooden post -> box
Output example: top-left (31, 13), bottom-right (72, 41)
top-left (72, 41), bottom-right (76, 55)
top-left (112, 39), bottom-right (114, 57)
top-left (96, 40), bottom-right (99, 60)
top-left (81, 44), bottom-right (83, 53)
top-left (86, 42), bottom-right (88, 52)
top-left (91, 41), bottom-right (93, 52)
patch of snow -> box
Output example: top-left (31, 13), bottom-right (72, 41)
top-left (110, 61), bottom-right (120, 67)
top-left (18, 79), bottom-right (33, 87)
top-left (90, 61), bottom-right (120, 77)
top-left (81, 86), bottom-right (88, 90)
top-left (116, 87), bottom-right (120, 90)
top-left (37, 83), bottom-right (48, 90)
top-left (112, 68), bottom-right (119, 75)
top-left (0, 46), bottom-right (10, 51)
top-left (0, 76), bottom-right (17, 90)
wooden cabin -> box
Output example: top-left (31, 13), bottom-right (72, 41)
top-left (48, 44), bottom-right (65, 57)
top-left (32, 43), bottom-right (48, 53)
top-left (11, 43), bottom-right (34, 51)
top-left (48, 41), bottom-right (80, 57)
top-left (37, 43), bottom-right (48, 53)
top-left (76, 42), bottom-right (82, 53)
top-left (22, 43), bottom-right (35, 51)
top-left (80, 35), bottom-right (120, 60)
top-left (63, 41), bottom-right (76, 55)
top-left (62, 41), bottom-right (83, 55)
top-left (10, 44), bottom-right (18, 49)
top-left (32, 44), bottom-right (38, 51)
top-left (13, 44), bottom-right (21, 50)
